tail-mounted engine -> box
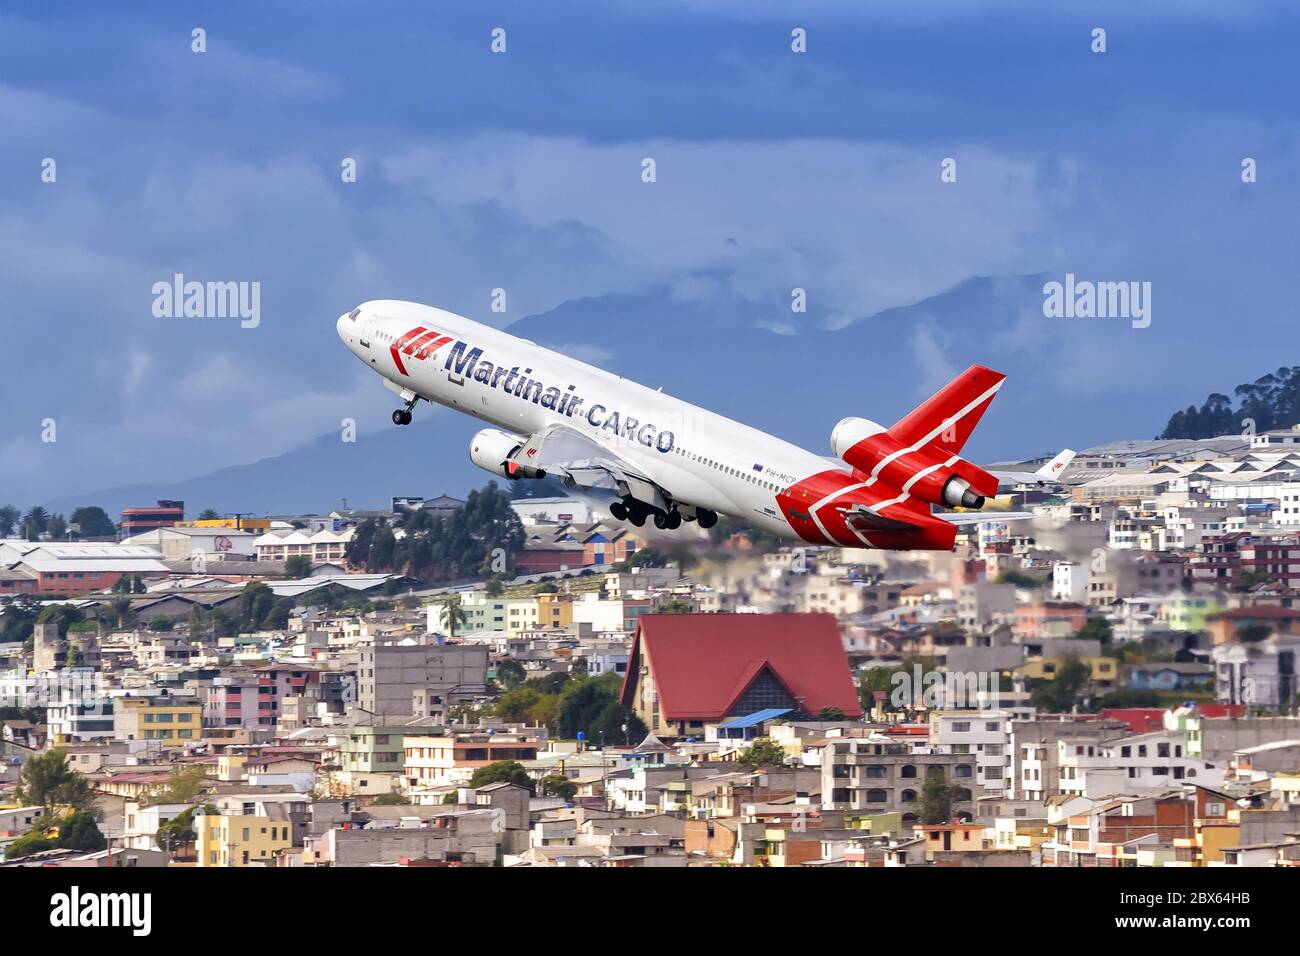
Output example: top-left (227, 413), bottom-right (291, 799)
top-left (829, 416), bottom-right (997, 509)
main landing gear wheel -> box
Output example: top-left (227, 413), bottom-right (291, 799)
top-left (696, 508), bottom-right (718, 529)
top-left (653, 512), bottom-right (669, 530)
top-left (665, 510), bottom-right (682, 530)
top-left (609, 501), bottom-right (628, 521)
top-left (392, 397), bottom-right (417, 426)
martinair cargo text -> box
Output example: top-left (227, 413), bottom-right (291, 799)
top-left (337, 301), bottom-right (1035, 551)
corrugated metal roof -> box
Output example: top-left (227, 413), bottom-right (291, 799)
top-left (716, 708), bottom-right (792, 730)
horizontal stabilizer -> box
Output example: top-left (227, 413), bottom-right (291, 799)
top-left (933, 510), bottom-right (1034, 525)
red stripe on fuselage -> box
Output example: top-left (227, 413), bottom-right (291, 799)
top-left (413, 335), bottom-right (452, 360)
top-left (777, 469), bottom-right (960, 551)
top-left (776, 470), bottom-right (864, 547)
top-left (403, 328), bottom-right (443, 357)
top-left (390, 326), bottom-right (429, 376)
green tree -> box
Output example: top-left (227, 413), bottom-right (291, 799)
top-left (1030, 654), bottom-right (1092, 712)
top-left (586, 700), bottom-right (645, 745)
top-left (3, 830), bottom-right (56, 860)
top-left (1158, 367), bottom-right (1300, 440)
top-left (346, 482), bottom-right (525, 584)
top-left (542, 775), bottom-right (577, 801)
top-left (468, 760), bottom-right (534, 794)
top-left (22, 505), bottom-right (49, 540)
top-left (526, 672), bottom-right (572, 696)
top-left (186, 604), bottom-right (210, 639)
top-left (624, 547), bottom-right (667, 569)
top-left (198, 509), bottom-right (221, 520)
top-left (57, 810), bottom-right (106, 852)
top-left (0, 596), bottom-right (40, 645)
top-left (657, 600), bottom-right (695, 614)
top-left (557, 674), bottom-right (627, 739)
top-left (70, 506), bottom-right (116, 538)
top-left (818, 706), bottom-right (846, 720)
top-left (496, 658), bottom-right (526, 690)
top-left (210, 608), bottom-right (238, 638)
top-left (110, 596), bottom-right (135, 629)
top-left (262, 597), bottom-right (295, 630)
top-left (371, 792), bottom-right (411, 806)
top-left (736, 737), bottom-right (788, 771)
top-left (497, 686), bottom-right (544, 723)
top-left (148, 616), bottom-right (175, 632)
top-left (15, 749), bottom-right (96, 812)
top-left (47, 513), bottom-right (68, 540)
top-left (155, 807), bottom-right (200, 855)
top-left (36, 603), bottom-right (84, 638)
top-left (1077, 617), bottom-right (1113, 645)
top-left (238, 582), bottom-right (276, 632)
top-left (919, 769), bottom-right (959, 825)
top-left (0, 504), bottom-right (19, 537)
top-left (485, 574), bottom-right (507, 597)
top-left (434, 596), bottom-right (466, 638)
top-left (997, 569), bottom-right (1047, 588)
top-left (1237, 623), bottom-right (1273, 643)
top-left (150, 764), bottom-right (209, 805)
top-left (284, 555), bottom-right (313, 579)
top-left (1235, 568), bottom-right (1272, 592)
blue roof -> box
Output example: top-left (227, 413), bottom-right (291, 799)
top-left (716, 708), bottom-right (791, 730)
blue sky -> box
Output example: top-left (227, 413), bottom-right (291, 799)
top-left (3, 1), bottom-right (1299, 506)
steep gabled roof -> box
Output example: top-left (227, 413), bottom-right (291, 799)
top-left (619, 613), bottom-right (861, 721)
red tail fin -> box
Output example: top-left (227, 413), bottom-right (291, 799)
top-left (889, 364), bottom-right (1005, 457)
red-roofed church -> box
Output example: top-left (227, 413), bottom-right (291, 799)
top-left (619, 613), bottom-right (861, 738)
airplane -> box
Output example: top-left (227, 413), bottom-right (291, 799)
top-left (336, 301), bottom-right (1032, 551)
top-left (989, 449), bottom-right (1075, 489)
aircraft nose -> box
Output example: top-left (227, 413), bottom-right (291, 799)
top-left (337, 306), bottom-right (361, 343)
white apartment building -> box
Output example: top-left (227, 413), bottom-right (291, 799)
top-left (929, 711), bottom-right (1012, 794)
top-left (1279, 484), bottom-right (1300, 526)
top-left (1093, 730), bottom-right (1224, 791)
top-left (254, 528), bottom-right (353, 565)
top-left (1052, 562), bottom-right (1087, 603)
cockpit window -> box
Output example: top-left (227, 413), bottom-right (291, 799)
top-left (348, 307), bottom-right (361, 321)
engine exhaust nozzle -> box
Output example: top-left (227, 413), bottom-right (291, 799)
top-left (941, 476), bottom-right (984, 510)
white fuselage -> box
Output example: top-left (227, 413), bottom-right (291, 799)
top-left (337, 300), bottom-right (841, 539)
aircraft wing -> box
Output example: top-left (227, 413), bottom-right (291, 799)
top-left (511, 424), bottom-right (670, 510)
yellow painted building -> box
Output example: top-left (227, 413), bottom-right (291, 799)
top-left (535, 592), bottom-right (574, 630)
top-left (177, 517), bottom-right (273, 531)
top-left (196, 812), bottom-right (292, 867)
top-left (1016, 655), bottom-right (1117, 686)
top-left (114, 695), bottom-right (203, 745)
